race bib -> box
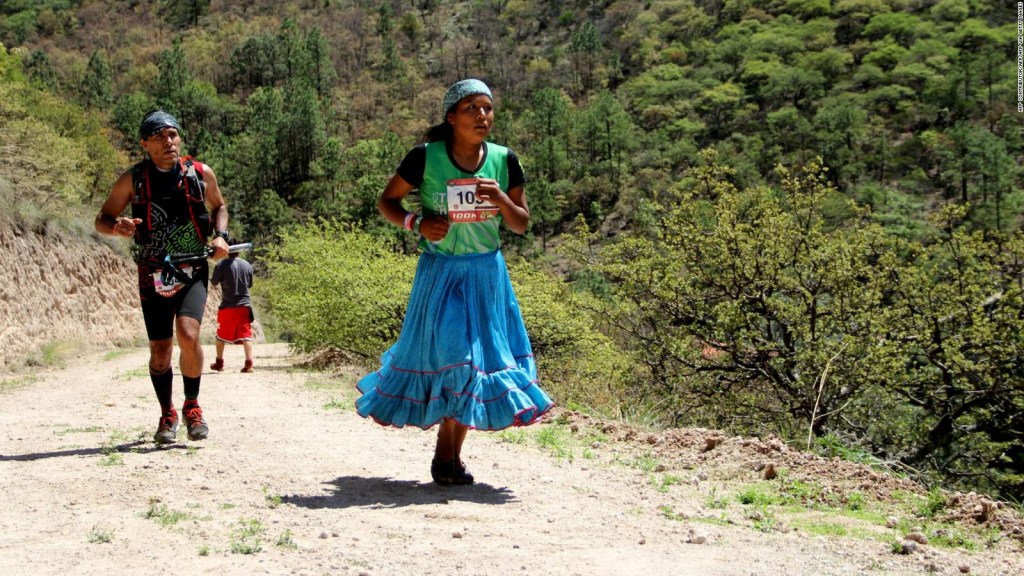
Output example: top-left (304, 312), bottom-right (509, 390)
top-left (446, 178), bottom-right (499, 223)
top-left (153, 264), bottom-right (193, 297)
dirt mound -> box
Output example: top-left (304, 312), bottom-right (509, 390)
top-left (559, 409), bottom-right (1024, 541)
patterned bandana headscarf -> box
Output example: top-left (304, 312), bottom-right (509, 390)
top-left (441, 79), bottom-right (493, 120)
top-left (138, 110), bottom-right (182, 140)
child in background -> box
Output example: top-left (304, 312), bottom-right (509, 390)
top-left (354, 79), bottom-right (554, 486)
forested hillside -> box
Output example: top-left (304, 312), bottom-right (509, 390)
top-left (1, 1), bottom-right (1021, 502)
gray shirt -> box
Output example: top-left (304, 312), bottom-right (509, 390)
top-left (211, 256), bottom-right (253, 309)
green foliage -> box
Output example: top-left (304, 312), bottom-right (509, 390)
top-left (508, 259), bottom-right (633, 418)
top-left (230, 518), bottom-right (265, 554)
top-left (262, 221), bottom-right (416, 359)
top-left (7, 0), bottom-right (1024, 504)
top-left (0, 44), bottom-right (123, 228)
top-left (865, 207), bottom-right (1024, 498)
top-left (87, 525), bottom-right (115, 544)
top-left (567, 150), bottom-right (1024, 500)
top-left (567, 151), bottom-right (895, 435)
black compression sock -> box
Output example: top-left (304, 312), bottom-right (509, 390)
top-left (183, 375), bottom-right (201, 401)
top-left (150, 367), bottom-right (174, 411)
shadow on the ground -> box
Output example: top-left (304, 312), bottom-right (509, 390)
top-left (0, 440), bottom-right (190, 461)
top-left (283, 475), bottom-right (518, 509)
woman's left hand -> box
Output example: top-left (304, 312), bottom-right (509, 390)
top-left (474, 178), bottom-right (509, 208)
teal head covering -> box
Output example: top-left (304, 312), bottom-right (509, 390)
top-left (441, 79), bottom-right (493, 120)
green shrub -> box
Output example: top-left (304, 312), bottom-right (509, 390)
top-left (509, 259), bottom-right (633, 418)
top-left (262, 220), bottom-right (415, 360)
top-left (263, 221), bottom-right (633, 417)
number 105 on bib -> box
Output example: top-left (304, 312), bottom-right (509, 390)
top-left (446, 178), bottom-right (499, 222)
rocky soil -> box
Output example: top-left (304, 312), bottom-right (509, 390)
top-left (0, 343), bottom-right (1022, 576)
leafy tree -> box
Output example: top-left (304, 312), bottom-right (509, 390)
top-left (0, 9), bottom-right (38, 45)
top-left (375, 4), bottom-right (402, 79)
top-left (569, 20), bottom-right (601, 96)
top-left (862, 12), bottom-right (921, 47)
top-left (872, 206), bottom-right (1024, 499)
top-left (313, 132), bottom-right (406, 228)
top-left (82, 49), bottom-right (112, 108)
top-left (566, 151), bottom-right (894, 435)
top-left (159, 0), bottom-right (209, 30)
top-left (0, 44), bottom-right (122, 221)
top-left (276, 79), bottom-right (325, 196)
top-left (24, 49), bottom-right (56, 90)
top-left (574, 90), bottom-right (635, 212)
top-left (696, 81), bottom-right (746, 140)
top-left (228, 34), bottom-right (280, 94)
top-left (155, 40), bottom-right (190, 114)
top-left (812, 94), bottom-right (867, 189)
top-left (113, 91), bottom-right (156, 145)
top-left (305, 28), bottom-right (335, 98)
top-left (521, 87), bottom-right (572, 249)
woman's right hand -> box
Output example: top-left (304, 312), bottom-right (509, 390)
top-left (418, 215), bottom-right (449, 242)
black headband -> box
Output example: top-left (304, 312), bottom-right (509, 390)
top-left (139, 110), bottom-right (182, 140)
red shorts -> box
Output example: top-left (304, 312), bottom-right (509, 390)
top-left (216, 306), bottom-right (253, 343)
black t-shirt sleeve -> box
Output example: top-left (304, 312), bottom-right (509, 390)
top-left (395, 145), bottom-right (427, 187)
top-left (507, 149), bottom-right (526, 190)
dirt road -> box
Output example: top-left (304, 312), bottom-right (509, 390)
top-left (1, 343), bottom-right (1020, 575)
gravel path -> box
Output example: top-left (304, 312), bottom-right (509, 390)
top-left (1, 343), bottom-right (1020, 576)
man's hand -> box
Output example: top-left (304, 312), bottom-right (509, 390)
top-left (208, 236), bottom-right (230, 260)
top-left (111, 217), bottom-right (143, 238)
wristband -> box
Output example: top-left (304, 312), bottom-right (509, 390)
top-left (403, 212), bottom-right (417, 231)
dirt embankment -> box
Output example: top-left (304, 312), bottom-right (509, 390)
top-left (0, 222), bottom-right (218, 369)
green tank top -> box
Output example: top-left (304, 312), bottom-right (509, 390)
top-left (419, 141), bottom-right (510, 255)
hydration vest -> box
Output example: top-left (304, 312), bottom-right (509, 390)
top-left (129, 156), bottom-right (210, 247)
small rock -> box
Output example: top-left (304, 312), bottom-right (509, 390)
top-left (763, 462), bottom-right (777, 480)
top-left (886, 516), bottom-right (899, 528)
top-left (638, 538), bottom-right (646, 545)
top-left (452, 531), bottom-right (463, 539)
top-left (974, 499), bottom-right (997, 522)
top-left (958, 565), bottom-right (970, 574)
top-left (906, 532), bottom-right (928, 545)
top-left (703, 437), bottom-right (723, 452)
top-left (689, 535), bottom-right (707, 545)
top-left (898, 540), bottom-right (917, 555)
top-left (319, 532), bottom-right (328, 539)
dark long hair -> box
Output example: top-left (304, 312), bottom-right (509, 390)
top-left (423, 118), bottom-right (453, 143)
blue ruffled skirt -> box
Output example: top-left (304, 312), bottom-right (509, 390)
top-left (355, 250), bottom-right (553, 430)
